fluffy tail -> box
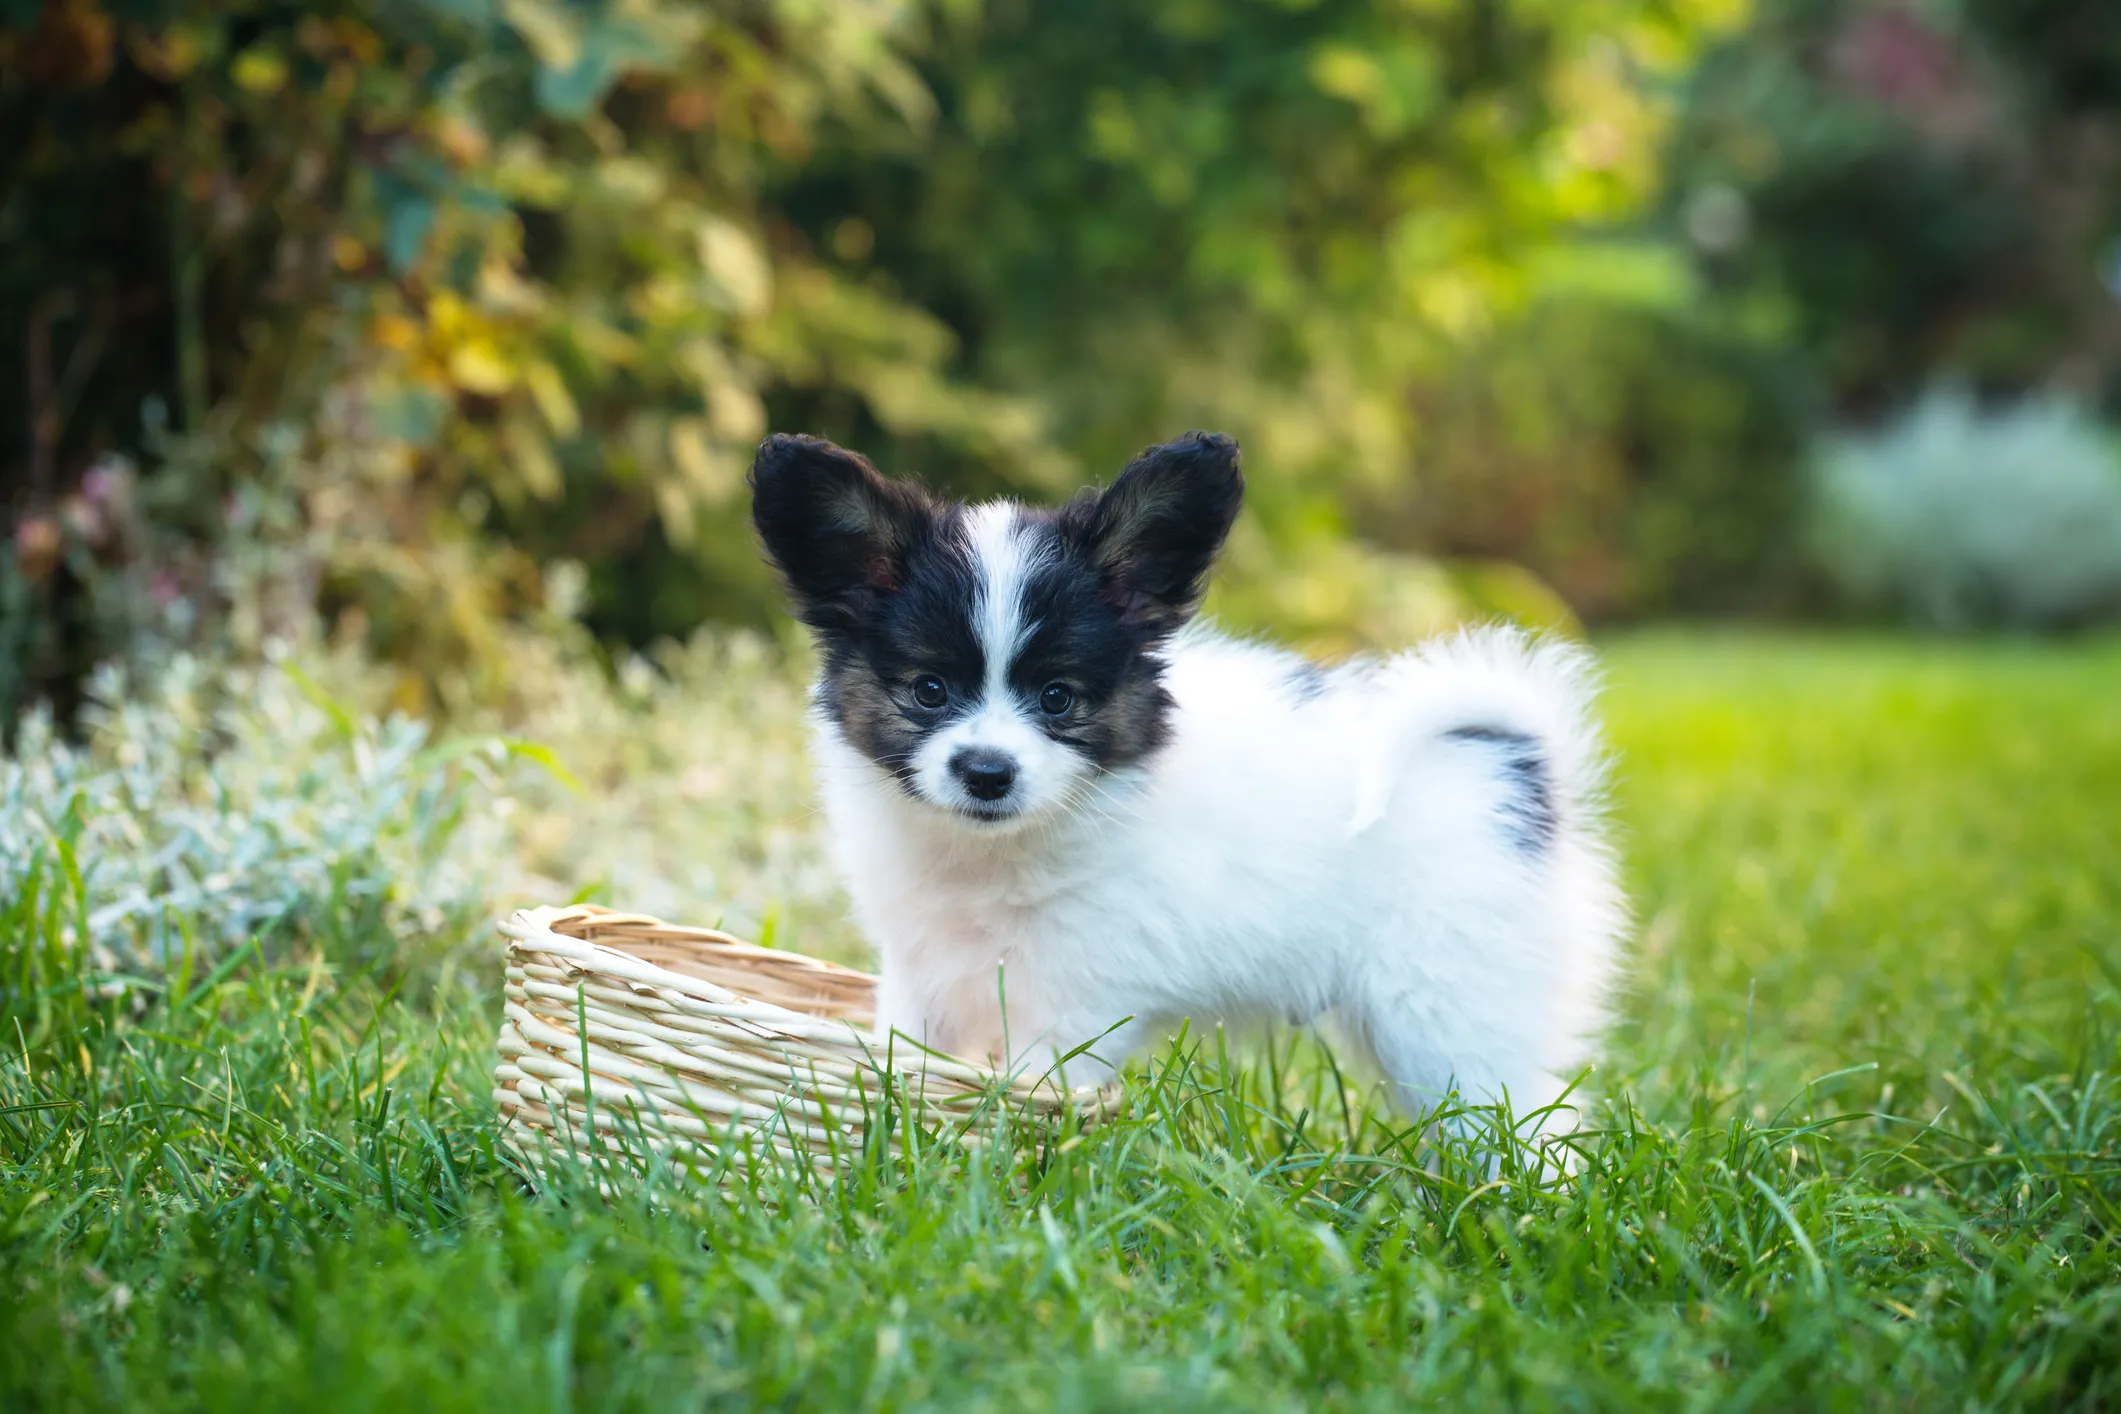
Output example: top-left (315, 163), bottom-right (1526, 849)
top-left (1346, 626), bottom-right (1606, 838)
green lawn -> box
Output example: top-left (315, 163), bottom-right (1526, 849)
top-left (5, 634), bottom-right (2120, 1410)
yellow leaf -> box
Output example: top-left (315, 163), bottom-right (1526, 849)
top-left (330, 18), bottom-right (382, 65)
top-left (231, 47), bottom-right (289, 95)
top-left (654, 479), bottom-right (697, 546)
top-left (437, 114), bottom-right (490, 167)
top-left (695, 218), bottom-right (773, 317)
top-left (680, 338), bottom-right (731, 389)
top-left (1308, 46), bottom-right (1379, 104)
top-left (427, 291), bottom-right (468, 339)
top-left (370, 313), bottom-right (421, 352)
top-left (706, 381), bottom-right (765, 443)
top-left (489, 134), bottom-right (570, 206)
top-left (503, 418), bottom-right (564, 501)
top-left (476, 260), bottom-right (546, 316)
top-left (448, 339), bottom-right (513, 396)
top-left (129, 26), bottom-right (204, 81)
top-left (570, 320), bottom-right (640, 368)
top-left (597, 157), bottom-right (665, 205)
top-left (669, 418), bottom-right (741, 504)
top-left (523, 360), bottom-right (580, 438)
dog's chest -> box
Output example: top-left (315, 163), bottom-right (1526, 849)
top-left (881, 838), bottom-right (1094, 952)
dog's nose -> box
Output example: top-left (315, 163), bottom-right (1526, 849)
top-left (950, 748), bottom-right (1018, 801)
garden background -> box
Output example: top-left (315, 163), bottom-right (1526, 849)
top-left (4, 0), bottom-right (2121, 1407)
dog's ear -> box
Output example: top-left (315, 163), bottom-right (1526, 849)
top-left (750, 434), bottom-right (938, 628)
top-left (1063, 431), bottom-right (1243, 636)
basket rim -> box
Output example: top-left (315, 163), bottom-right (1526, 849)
top-left (497, 902), bottom-right (1111, 1101)
top-left (503, 903), bottom-right (873, 992)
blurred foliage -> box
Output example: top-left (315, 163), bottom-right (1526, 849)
top-left (1, 0), bottom-right (1740, 720)
top-left (1667, 0), bottom-right (2121, 416)
top-left (0, 623), bottom-right (857, 976)
top-left (1373, 0), bottom-right (2121, 625)
top-left (782, 0), bottom-right (1736, 641)
top-left (1647, 0), bottom-right (2121, 631)
top-left (1809, 388), bottom-right (2121, 630)
top-left (1, 0), bottom-right (1052, 716)
top-left (776, 0), bottom-right (1727, 511)
top-left (1386, 298), bottom-right (1810, 620)
top-left (12, 0), bottom-right (2121, 723)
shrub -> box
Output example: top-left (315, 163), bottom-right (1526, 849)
top-left (0, 652), bottom-right (495, 975)
top-left (0, 0), bottom-right (1048, 722)
top-left (3, 0), bottom-right (1734, 722)
top-left (442, 625), bottom-right (859, 961)
top-left (1384, 299), bottom-right (1809, 621)
top-left (0, 625), bottom-right (856, 980)
top-left (1807, 389), bottom-right (2121, 629)
top-left (1664, 0), bottom-right (2121, 416)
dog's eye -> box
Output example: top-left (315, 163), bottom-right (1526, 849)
top-left (911, 675), bottom-right (949, 710)
top-left (1038, 682), bottom-right (1075, 716)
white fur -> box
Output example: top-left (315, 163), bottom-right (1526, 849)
top-left (813, 552), bottom-right (1627, 1123)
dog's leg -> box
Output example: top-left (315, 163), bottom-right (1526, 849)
top-left (1340, 980), bottom-right (1580, 1139)
top-left (870, 957), bottom-right (925, 1050)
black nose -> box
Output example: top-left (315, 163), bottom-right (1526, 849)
top-left (949, 748), bottom-right (1018, 801)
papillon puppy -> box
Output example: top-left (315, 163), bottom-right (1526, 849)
top-left (751, 430), bottom-right (1625, 1121)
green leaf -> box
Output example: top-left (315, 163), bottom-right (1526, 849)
top-left (532, 17), bottom-right (671, 119)
top-left (384, 195), bottom-right (436, 272)
top-left (280, 662), bottom-right (357, 742)
top-left (411, 735), bottom-right (584, 794)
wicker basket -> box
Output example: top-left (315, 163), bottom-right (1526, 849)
top-left (494, 904), bottom-right (1108, 1177)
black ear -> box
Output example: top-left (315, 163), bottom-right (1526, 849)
top-left (750, 434), bottom-right (938, 629)
top-left (1062, 431), bottom-right (1244, 636)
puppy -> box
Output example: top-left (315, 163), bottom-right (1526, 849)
top-left (751, 430), bottom-right (1625, 1121)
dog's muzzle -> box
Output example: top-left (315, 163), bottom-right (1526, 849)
top-left (949, 746), bottom-right (1018, 802)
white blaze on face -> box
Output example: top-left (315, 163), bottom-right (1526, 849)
top-left (909, 503), bottom-right (1093, 822)
top-left (969, 502), bottom-right (1036, 704)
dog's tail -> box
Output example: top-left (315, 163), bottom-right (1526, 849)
top-left (1346, 626), bottom-right (1606, 838)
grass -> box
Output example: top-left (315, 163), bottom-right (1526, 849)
top-left (4, 631), bottom-right (2120, 1410)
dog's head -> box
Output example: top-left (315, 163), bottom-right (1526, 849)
top-left (751, 432), bottom-right (1242, 827)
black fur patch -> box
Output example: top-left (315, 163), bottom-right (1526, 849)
top-left (1007, 525), bottom-right (1177, 771)
top-left (750, 434), bottom-right (942, 633)
top-left (1447, 725), bottom-right (1558, 855)
top-left (809, 504), bottom-right (985, 781)
top-left (1056, 431), bottom-right (1244, 637)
